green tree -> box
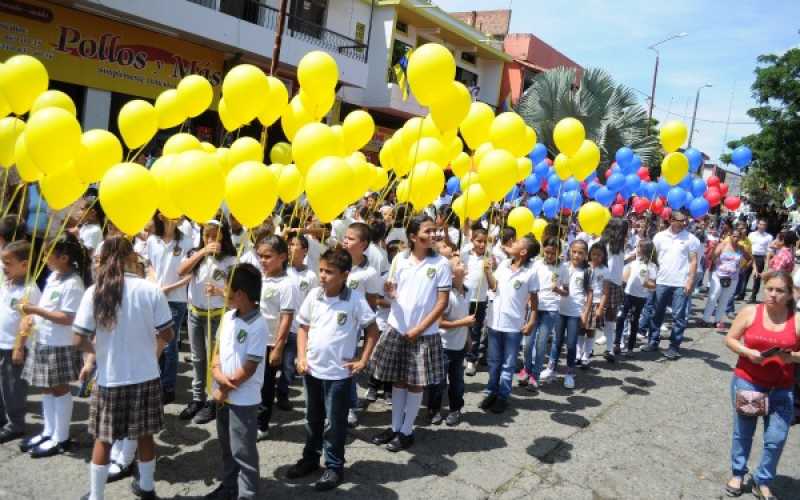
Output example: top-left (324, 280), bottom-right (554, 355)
top-left (516, 67), bottom-right (660, 175)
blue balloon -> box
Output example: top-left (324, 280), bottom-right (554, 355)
top-left (587, 182), bottom-right (601, 198)
top-left (731, 146), bottom-right (752, 168)
top-left (607, 172), bottom-right (625, 192)
top-left (534, 160), bottom-right (549, 178)
top-left (667, 187), bottom-right (687, 210)
top-left (527, 196), bottom-right (543, 216)
top-left (615, 147), bottom-right (634, 168)
top-left (542, 198), bottom-right (559, 219)
top-left (529, 144), bottom-right (548, 165)
top-left (595, 186), bottom-right (615, 207)
top-left (684, 148), bottom-right (703, 172)
top-left (630, 154), bottom-right (643, 171)
top-left (621, 162), bottom-right (637, 176)
top-left (563, 177), bottom-right (580, 192)
top-left (560, 190), bottom-right (582, 211)
top-left (689, 197), bottom-right (710, 218)
top-left (691, 177), bottom-right (707, 197)
top-left (643, 181), bottom-right (658, 199)
top-left (625, 173), bottom-right (641, 191)
top-left (657, 177), bottom-right (671, 197)
top-left (524, 174), bottom-right (540, 194)
top-left (684, 192), bottom-right (694, 205)
top-left (586, 171), bottom-right (598, 182)
top-left (679, 174), bottom-right (693, 191)
top-left (505, 185), bottom-right (520, 202)
top-left (611, 164), bottom-right (621, 174)
top-left (620, 186), bottom-right (635, 200)
top-left (446, 176), bottom-right (460, 196)
top-left (547, 174), bottom-right (562, 197)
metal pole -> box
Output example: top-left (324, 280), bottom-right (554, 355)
top-left (270, 0), bottom-right (289, 76)
top-left (365, 0), bottom-right (375, 62)
top-left (688, 88), bottom-right (700, 147)
top-left (647, 51), bottom-right (659, 133)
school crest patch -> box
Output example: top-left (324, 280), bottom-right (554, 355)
top-left (172, 246), bottom-right (182, 257)
top-left (337, 312), bottom-right (347, 325)
top-left (9, 298), bottom-right (17, 308)
top-left (262, 287), bottom-right (277, 299)
top-left (50, 291), bottom-right (61, 301)
top-left (347, 279), bottom-right (359, 289)
top-left (426, 267), bottom-right (436, 279)
top-left (512, 280), bottom-right (522, 290)
top-left (299, 280), bottom-right (309, 292)
top-left (212, 269), bottom-right (226, 281)
top-left (237, 329), bottom-right (247, 344)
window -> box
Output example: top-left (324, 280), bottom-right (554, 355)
top-left (460, 51), bottom-right (477, 65)
top-left (219, 0), bottom-right (259, 24)
top-left (355, 21), bottom-right (366, 54)
top-left (396, 21), bottom-right (408, 34)
top-left (455, 67), bottom-right (479, 89)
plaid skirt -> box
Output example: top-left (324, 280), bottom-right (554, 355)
top-left (586, 304), bottom-right (604, 330)
top-left (604, 283), bottom-right (624, 321)
top-left (370, 329), bottom-right (445, 386)
top-left (89, 378), bottom-right (163, 443)
top-left (22, 343), bottom-right (82, 388)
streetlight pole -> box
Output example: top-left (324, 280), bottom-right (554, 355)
top-left (688, 83), bottom-right (712, 148)
top-left (646, 32), bottom-right (688, 134)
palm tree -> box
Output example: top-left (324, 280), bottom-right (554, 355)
top-left (516, 67), bottom-right (660, 173)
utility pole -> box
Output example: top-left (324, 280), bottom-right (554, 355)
top-left (646, 32), bottom-right (688, 134)
top-left (688, 83), bottom-right (712, 148)
top-left (270, 0), bottom-right (289, 76)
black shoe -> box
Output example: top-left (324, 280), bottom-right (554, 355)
top-left (193, 402), bottom-right (217, 425)
top-left (479, 394), bottom-right (497, 410)
top-left (430, 412), bottom-right (444, 425)
top-left (179, 400), bottom-right (204, 421)
top-left (107, 461), bottom-right (135, 483)
top-left (161, 389), bottom-right (176, 406)
top-left (203, 483), bottom-right (237, 500)
top-left (0, 428), bottom-right (24, 444)
top-left (314, 469), bottom-right (343, 492)
top-left (604, 351), bottom-right (616, 363)
top-left (286, 458), bottom-right (320, 479)
top-left (370, 428), bottom-right (396, 446)
top-left (275, 396), bottom-right (292, 411)
top-left (386, 432), bottom-right (414, 452)
top-left (130, 478), bottom-right (157, 499)
top-left (613, 345), bottom-right (622, 356)
top-left (30, 439), bottom-right (71, 458)
top-left (490, 397), bottom-right (508, 414)
top-left (19, 433), bottom-right (49, 453)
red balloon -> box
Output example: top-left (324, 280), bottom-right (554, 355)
top-left (561, 208), bottom-right (572, 216)
top-left (707, 175), bottom-right (720, 188)
top-left (545, 158), bottom-right (553, 165)
top-left (633, 197), bottom-right (650, 214)
top-left (605, 169), bottom-right (613, 179)
top-left (660, 207), bottom-right (672, 220)
top-left (719, 183), bottom-right (729, 196)
top-left (611, 203), bottom-right (625, 217)
top-left (637, 166), bottom-right (649, 180)
top-left (705, 188), bottom-right (721, 207)
top-left (724, 196), bottom-right (741, 211)
top-left (651, 198), bottom-right (665, 215)
top-left (615, 193), bottom-right (626, 205)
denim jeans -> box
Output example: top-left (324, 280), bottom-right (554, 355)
top-left (159, 302), bottom-right (187, 392)
top-left (647, 285), bottom-right (688, 350)
top-left (703, 273), bottom-right (738, 324)
top-left (303, 375), bottom-right (352, 471)
top-left (466, 301), bottom-right (488, 362)
top-left (548, 315), bottom-right (581, 371)
top-left (486, 328), bottom-right (523, 399)
top-left (638, 291), bottom-right (656, 334)
top-left (614, 294), bottom-right (646, 351)
top-left (730, 376), bottom-right (794, 486)
top-left (525, 310), bottom-right (558, 380)
top-left (276, 332), bottom-right (297, 400)
top-left (188, 310), bottom-right (221, 401)
top-left (429, 348), bottom-right (466, 412)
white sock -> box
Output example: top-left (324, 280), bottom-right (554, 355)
top-left (53, 393), bottom-right (73, 443)
top-left (89, 463), bottom-right (109, 500)
top-left (110, 440), bottom-right (123, 464)
top-left (42, 394), bottom-right (55, 437)
top-left (138, 459), bottom-right (156, 491)
top-left (604, 323), bottom-right (615, 352)
top-left (391, 388), bottom-right (408, 432)
top-left (576, 337), bottom-right (584, 360)
top-left (120, 438), bottom-right (138, 467)
top-left (400, 391), bottom-right (423, 436)
top-left (583, 337), bottom-right (593, 359)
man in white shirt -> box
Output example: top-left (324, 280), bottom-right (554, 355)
top-left (640, 211), bottom-right (699, 359)
top-left (746, 219), bottom-right (774, 303)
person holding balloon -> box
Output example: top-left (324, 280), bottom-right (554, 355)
top-left (595, 219), bottom-right (629, 362)
top-left (461, 227), bottom-right (496, 377)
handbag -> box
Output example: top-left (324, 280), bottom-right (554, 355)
top-left (735, 389), bottom-right (769, 417)
top-left (720, 276), bottom-right (733, 288)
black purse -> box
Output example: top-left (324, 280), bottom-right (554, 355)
top-left (720, 276), bottom-right (732, 288)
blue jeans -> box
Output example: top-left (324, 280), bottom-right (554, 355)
top-left (486, 328), bottom-right (523, 399)
top-left (277, 332), bottom-right (297, 400)
top-left (647, 285), bottom-right (688, 350)
top-left (159, 302), bottom-right (187, 392)
top-left (428, 348), bottom-right (466, 412)
top-left (549, 315), bottom-right (581, 371)
top-left (303, 375), bottom-right (351, 471)
top-left (524, 310), bottom-right (558, 379)
top-left (730, 376), bottom-right (794, 486)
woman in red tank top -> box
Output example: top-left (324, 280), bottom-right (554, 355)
top-left (724, 271), bottom-right (800, 499)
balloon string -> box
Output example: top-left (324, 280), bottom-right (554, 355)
top-left (2, 183), bottom-right (24, 218)
top-left (204, 212), bottom-right (228, 397)
top-left (23, 194), bottom-right (44, 289)
top-left (32, 205), bottom-right (78, 285)
top-left (0, 169), bottom-right (8, 212)
top-left (11, 185), bottom-right (27, 242)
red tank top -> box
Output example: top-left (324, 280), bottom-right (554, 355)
top-left (734, 304), bottom-right (799, 389)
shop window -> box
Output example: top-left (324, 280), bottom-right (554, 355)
top-left (455, 67), bottom-right (479, 89)
top-left (461, 51), bottom-right (477, 65)
top-left (395, 21), bottom-right (408, 34)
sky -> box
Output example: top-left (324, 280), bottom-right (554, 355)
top-left (436, 0), bottom-right (800, 163)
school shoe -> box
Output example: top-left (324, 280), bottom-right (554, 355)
top-left (30, 438), bottom-right (72, 458)
top-left (347, 409), bottom-right (359, 428)
top-left (108, 461), bottom-right (136, 483)
top-left (286, 458), bottom-right (320, 479)
top-left (479, 394), bottom-right (497, 410)
top-left (604, 351), bottom-right (616, 363)
top-left (563, 374), bottom-right (575, 390)
top-left (594, 335), bottom-right (607, 345)
top-left (130, 478), bottom-right (157, 500)
top-left (193, 402), bottom-right (217, 425)
top-left (19, 433), bottom-right (49, 452)
top-left (275, 395), bottom-right (292, 411)
top-left (539, 367), bottom-right (556, 383)
top-left (364, 387), bottom-right (379, 403)
top-left (490, 397), bottom-right (508, 414)
top-left (370, 428), bottom-right (396, 445)
top-left (663, 347), bottom-right (682, 360)
top-left (257, 428), bottom-right (269, 441)
top-left (525, 376), bottom-right (539, 393)
top-left (465, 362), bottom-right (477, 376)
top-left (314, 469), bottom-right (344, 492)
top-left (640, 344), bottom-right (659, 352)
top-left (430, 412), bottom-right (444, 425)
top-left (203, 483), bottom-right (237, 500)
top-left (0, 428), bottom-right (24, 444)
top-left (179, 400), bottom-right (205, 421)
top-left (161, 388), bottom-right (176, 406)
top-left (445, 410), bottom-right (462, 427)
top-left (386, 432), bottom-right (414, 452)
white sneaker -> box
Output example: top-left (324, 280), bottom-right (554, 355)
top-left (257, 429), bottom-right (269, 441)
top-left (594, 335), bottom-right (606, 345)
top-left (347, 409), bottom-right (358, 428)
top-left (660, 324), bottom-right (670, 334)
top-left (539, 367), bottom-right (555, 382)
top-left (465, 362), bottom-right (477, 376)
top-left (563, 374), bottom-right (575, 389)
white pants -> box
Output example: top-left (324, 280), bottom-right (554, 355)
top-left (703, 272), bottom-right (738, 324)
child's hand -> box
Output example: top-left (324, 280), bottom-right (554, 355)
top-left (463, 314), bottom-right (476, 326)
top-left (384, 281), bottom-right (397, 299)
top-left (295, 357), bottom-right (308, 375)
top-left (594, 304), bottom-right (604, 318)
top-left (344, 359), bottom-right (367, 374)
top-left (78, 362), bottom-right (94, 382)
top-left (269, 348), bottom-right (284, 368)
top-left (205, 283), bottom-right (223, 297)
top-left (11, 347), bottom-right (25, 366)
top-left (404, 326), bottom-right (422, 343)
top-left (204, 242), bottom-right (222, 256)
top-left (211, 387), bottom-right (227, 403)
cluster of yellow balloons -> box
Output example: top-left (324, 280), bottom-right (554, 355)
top-left (551, 118), bottom-right (601, 182)
top-left (659, 120), bottom-right (690, 186)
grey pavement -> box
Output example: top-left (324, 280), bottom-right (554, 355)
top-left (1, 296), bottom-right (798, 499)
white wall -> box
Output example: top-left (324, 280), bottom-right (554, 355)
top-left (326, 0), bottom-right (373, 42)
top-left (82, 88), bottom-right (112, 130)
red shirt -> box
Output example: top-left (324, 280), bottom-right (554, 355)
top-left (735, 304), bottom-right (799, 389)
top-left (768, 248), bottom-right (795, 273)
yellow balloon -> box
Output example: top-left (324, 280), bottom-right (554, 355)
top-left (370, 165), bottom-right (389, 191)
top-left (408, 137), bottom-right (447, 168)
top-left (276, 163), bottom-right (304, 203)
top-left (345, 153), bottom-right (372, 203)
top-left (13, 135), bottom-right (42, 182)
top-left (292, 122), bottom-right (338, 175)
top-left (578, 201), bottom-right (611, 236)
top-left (200, 141), bottom-right (216, 153)
top-left (478, 149), bottom-right (517, 201)
top-left (222, 64), bottom-right (269, 124)
top-left (402, 117), bottom-right (441, 148)
top-left (489, 112), bottom-right (526, 153)
top-left (99, 162), bottom-right (158, 235)
top-left (474, 142), bottom-right (494, 167)
top-left (305, 156), bottom-right (351, 222)
top-left (281, 96), bottom-right (315, 142)
top-left (76, 130), bottom-right (123, 183)
top-left (270, 142), bottom-right (293, 164)
top-left (40, 162), bottom-right (87, 210)
top-left (430, 81), bottom-right (471, 133)
top-left (214, 147), bottom-right (231, 173)
top-left (460, 171), bottom-right (480, 191)
top-left (452, 183), bottom-right (490, 221)
top-left (168, 151), bottom-right (225, 222)
top-left (553, 117), bottom-right (585, 156)
top-left (0, 87), bottom-right (9, 119)
top-left (118, 99), bottom-right (157, 148)
top-left (511, 126), bottom-right (537, 158)
top-left (258, 76), bottom-right (289, 128)
top-left (660, 120), bottom-right (688, 153)
top-left (570, 140), bottom-right (601, 180)
top-left (330, 124), bottom-right (347, 157)
top-left (531, 218), bottom-right (548, 242)
top-left (662, 152), bottom-right (689, 185)
top-left (149, 155), bottom-right (183, 219)
top-left (460, 102), bottom-right (495, 150)
top-left (0, 117), bottom-right (25, 168)
top-left (379, 139), bottom-right (397, 171)
top-left (226, 161), bottom-right (279, 228)
top-left (407, 43), bottom-right (456, 106)
top-left (517, 157), bottom-right (532, 182)
top-left (396, 178), bottom-right (410, 204)
top-left (409, 161), bottom-right (444, 208)
top-left (155, 89), bottom-right (186, 129)
top-left (31, 90), bottom-right (76, 117)
top-left (176, 74), bottom-right (213, 118)
top-left (508, 207), bottom-right (534, 236)
top-left (0, 55), bottom-right (48, 115)
top-left (298, 51), bottom-right (339, 98)
top-left (447, 136), bottom-right (463, 163)
top-left (554, 153), bottom-right (573, 180)
top-left (451, 151), bottom-right (471, 178)
top-left (218, 98), bottom-right (241, 132)
top-left (24, 107), bottom-right (82, 174)
top-left (298, 88), bottom-right (335, 120)
top-left (163, 133), bottom-right (201, 156)
top-left (342, 110), bottom-right (375, 153)
top-left (229, 136), bottom-right (263, 168)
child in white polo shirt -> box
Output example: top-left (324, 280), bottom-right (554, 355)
top-left (288, 248), bottom-right (378, 491)
top-left (206, 263), bottom-right (268, 500)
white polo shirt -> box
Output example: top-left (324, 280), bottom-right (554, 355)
top-left (73, 274), bottom-right (173, 387)
top-left (387, 251), bottom-right (452, 336)
top-left (288, 266), bottom-right (318, 333)
top-left (36, 272), bottom-right (84, 347)
top-left (0, 281), bottom-right (41, 349)
top-left (186, 254), bottom-right (236, 310)
top-left (297, 287), bottom-right (376, 380)
top-left (260, 272), bottom-right (300, 345)
top-left (652, 229), bottom-right (700, 287)
top-left (346, 257), bottom-right (381, 298)
top-left (532, 260), bottom-right (560, 312)
top-left (146, 235), bottom-right (193, 303)
top-left (79, 224), bottom-right (103, 255)
top-left (304, 236), bottom-right (326, 273)
top-left (558, 263), bottom-right (589, 317)
top-left (748, 230), bottom-right (774, 256)
top-left (589, 265), bottom-right (608, 304)
top-left (439, 287), bottom-right (470, 350)
top-left (214, 309), bottom-right (268, 406)
top-left (625, 259), bottom-right (658, 298)
top-left (366, 243), bottom-right (389, 276)
top-left (489, 260), bottom-right (538, 333)
top-left (461, 248), bottom-right (492, 303)
top-left (606, 249), bottom-right (625, 286)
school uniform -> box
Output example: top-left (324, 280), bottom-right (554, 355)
top-left (366, 243), bottom-right (390, 277)
top-left (296, 286), bottom-right (376, 472)
top-left (460, 247), bottom-right (492, 364)
top-left (615, 259), bottom-right (657, 351)
top-left (284, 266), bottom-right (318, 401)
top-left (343, 257), bottom-right (381, 407)
top-left (548, 264), bottom-right (589, 371)
top-left (78, 224), bottom-right (103, 256)
top-left (428, 286), bottom-right (469, 413)
top-left (213, 309), bottom-right (268, 499)
top-left (525, 260), bottom-right (561, 380)
top-left (586, 265), bottom-right (608, 330)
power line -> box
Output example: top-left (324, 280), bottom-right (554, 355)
top-left (630, 87), bottom-right (758, 125)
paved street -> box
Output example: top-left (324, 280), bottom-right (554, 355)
top-left (1, 296), bottom-right (798, 499)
